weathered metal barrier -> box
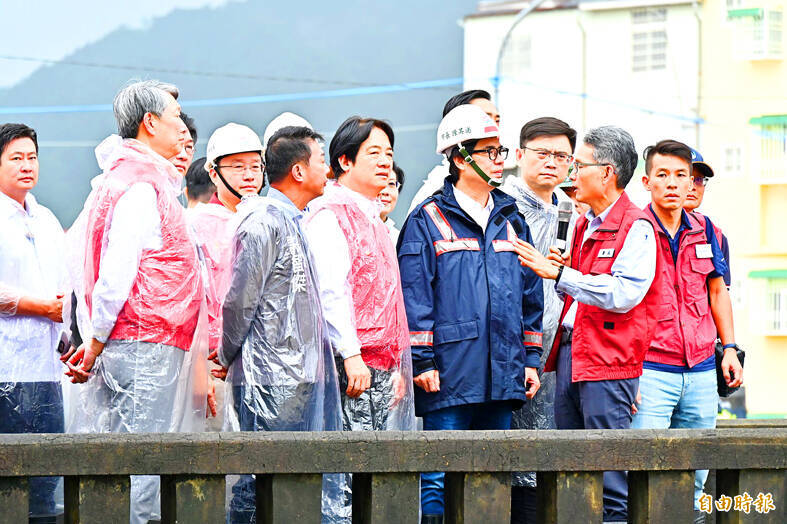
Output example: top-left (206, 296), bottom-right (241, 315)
top-left (0, 426), bottom-right (784, 523)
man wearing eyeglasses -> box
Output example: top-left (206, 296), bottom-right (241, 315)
top-left (683, 149), bottom-right (731, 287)
top-left (501, 117), bottom-right (577, 524)
top-left (399, 105), bottom-right (543, 522)
top-left (516, 126), bottom-right (658, 523)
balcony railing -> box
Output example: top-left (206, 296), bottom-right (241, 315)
top-left (0, 423), bottom-right (785, 523)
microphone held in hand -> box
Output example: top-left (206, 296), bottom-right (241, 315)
top-left (556, 200), bottom-right (573, 252)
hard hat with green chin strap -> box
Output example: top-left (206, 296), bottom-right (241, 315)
top-left (436, 104), bottom-right (502, 187)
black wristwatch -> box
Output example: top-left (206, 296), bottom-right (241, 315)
top-left (555, 264), bottom-right (564, 283)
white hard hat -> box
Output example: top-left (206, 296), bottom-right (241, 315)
top-left (436, 105), bottom-right (499, 155)
top-left (204, 123), bottom-right (263, 171)
top-left (263, 112), bottom-right (313, 148)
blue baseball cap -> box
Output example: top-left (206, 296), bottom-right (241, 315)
top-left (690, 147), bottom-right (714, 178)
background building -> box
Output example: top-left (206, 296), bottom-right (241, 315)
top-left (698, 0), bottom-right (786, 417)
top-left (464, 0), bottom-right (785, 417)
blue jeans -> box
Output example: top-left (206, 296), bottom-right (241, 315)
top-left (0, 381), bottom-right (64, 517)
top-left (632, 367), bottom-right (718, 510)
top-left (421, 401), bottom-right (514, 515)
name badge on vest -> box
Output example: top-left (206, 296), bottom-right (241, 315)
top-left (598, 248), bottom-right (615, 258)
top-left (695, 243), bottom-right (713, 259)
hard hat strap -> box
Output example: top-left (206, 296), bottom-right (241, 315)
top-left (214, 165), bottom-right (244, 200)
top-left (458, 144), bottom-right (501, 187)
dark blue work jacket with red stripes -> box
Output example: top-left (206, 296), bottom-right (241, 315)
top-left (397, 180), bottom-right (544, 416)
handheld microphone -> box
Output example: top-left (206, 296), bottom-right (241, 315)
top-left (556, 200), bottom-right (573, 253)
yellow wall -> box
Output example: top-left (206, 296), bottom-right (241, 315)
top-left (701, 0), bottom-right (787, 416)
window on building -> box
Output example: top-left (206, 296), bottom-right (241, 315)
top-left (500, 33), bottom-right (532, 80)
top-left (750, 115), bottom-right (787, 181)
top-left (728, 8), bottom-right (783, 59)
top-left (766, 278), bottom-right (787, 334)
top-left (632, 9), bottom-right (668, 72)
top-left (724, 145), bottom-right (743, 176)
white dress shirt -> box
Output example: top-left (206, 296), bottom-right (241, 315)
top-left (558, 196), bottom-right (657, 329)
top-left (304, 183), bottom-right (384, 361)
top-left (0, 192), bottom-right (69, 382)
top-left (452, 184), bottom-right (495, 232)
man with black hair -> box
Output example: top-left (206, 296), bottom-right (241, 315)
top-left (501, 116), bottom-right (577, 524)
top-left (216, 125), bottom-right (344, 523)
top-left (379, 162), bottom-right (405, 244)
top-left (183, 157), bottom-right (216, 207)
top-left (0, 123), bottom-right (68, 523)
top-left (399, 105), bottom-right (543, 522)
top-left (304, 116), bottom-right (415, 433)
top-left (633, 139), bottom-right (741, 522)
top-left (407, 89), bottom-right (500, 213)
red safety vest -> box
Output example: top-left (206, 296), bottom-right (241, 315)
top-left (84, 140), bottom-right (202, 351)
top-left (308, 183), bottom-right (409, 371)
top-left (545, 192), bottom-right (658, 381)
top-left (643, 208), bottom-right (718, 367)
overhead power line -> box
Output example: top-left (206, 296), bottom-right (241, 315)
top-left (0, 54), bottom-right (382, 88)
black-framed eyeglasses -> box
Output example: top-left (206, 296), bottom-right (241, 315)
top-left (692, 176), bottom-right (708, 187)
top-left (469, 146), bottom-right (509, 161)
top-left (523, 146), bottom-right (573, 165)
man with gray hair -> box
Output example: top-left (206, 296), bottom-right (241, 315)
top-left (66, 80), bottom-right (209, 524)
top-left (516, 126), bottom-right (658, 523)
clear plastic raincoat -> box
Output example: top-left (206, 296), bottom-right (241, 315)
top-left (185, 196), bottom-right (236, 352)
top-left (304, 182), bottom-right (416, 433)
top-left (74, 138), bottom-right (209, 524)
top-left (0, 190), bottom-right (69, 518)
top-left (219, 192), bottom-right (345, 523)
top-left (501, 176), bottom-right (576, 488)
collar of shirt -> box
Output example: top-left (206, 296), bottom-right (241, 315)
top-left (118, 138), bottom-right (182, 197)
top-left (583, 193), bottom-right (622, 241)
top-left (331, 180), bottom-right (382, 220)
top-left (503, 175), bottom-right (557, 213)
top-left (452, 184), bottom-right (494, 231)
top-left (0, 190), bottom-right (38, 220)
top-left (648, 204), bottom-right (692, 263)
top-left (267, 187), bottom-right (304, 220)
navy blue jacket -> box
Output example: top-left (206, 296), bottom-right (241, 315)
top-left (397, 180), bottom-right (544, 416)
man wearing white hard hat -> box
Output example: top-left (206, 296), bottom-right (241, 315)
top-left (397, 104), bottom-right (543, 522)
top-left (190, 123), bottom-right (264, 361)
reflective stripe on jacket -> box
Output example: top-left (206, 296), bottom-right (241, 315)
top-left (398, 180), bottom-right (544, 416)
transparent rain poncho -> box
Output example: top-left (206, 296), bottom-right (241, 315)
top-left (304, 182), bottom-right (416, 433)
top-left (501, 176), bottom-right (576, 488)
top-left (0, 191), bottom-right (70, 518)
top-left (219, 195), bottom-right (347, 523)
top-left (71, 138), bottom-right (209, 524)
top-left (185, 199), bottom-right (236, 352)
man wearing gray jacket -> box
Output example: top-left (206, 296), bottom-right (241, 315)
top-left (217, 125), bottom-right (344, 523)
top-left (501, 117), bottom-right (577, 524)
